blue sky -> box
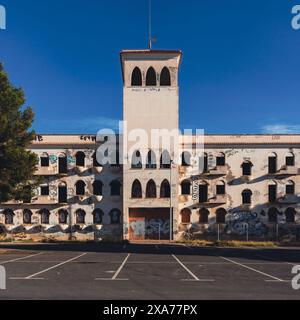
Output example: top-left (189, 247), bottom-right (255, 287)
top-left (1, 0), bottom-right (300, 134)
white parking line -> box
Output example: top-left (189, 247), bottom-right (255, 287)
top-left (172, 255), bottom-right (214, 282)
top-left (95, 253), bottom-right (130, 281)
top-left (10, 253), bottom-right (87, 280)
top-left (220, 256), bottom-right (284, 282)
top-left (0, 252), bottom-right (43, 264)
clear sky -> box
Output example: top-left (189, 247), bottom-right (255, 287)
top-left (1, 0), bottom-right (300, 134)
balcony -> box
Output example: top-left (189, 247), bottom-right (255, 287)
top-left (199, 166), bottom-right (227, 177)
top-left (31, 196), bottom-right (57, 205)
top-left (35, 167), bottom-right (57, 176)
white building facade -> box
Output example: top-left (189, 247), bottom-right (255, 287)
top-left (0, 50), bottom-right (300, 242)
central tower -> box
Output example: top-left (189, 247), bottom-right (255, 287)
top-left (120, 49), bottom-right (182, 240)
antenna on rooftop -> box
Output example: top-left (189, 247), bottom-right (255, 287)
top-left (148, 0), bottom-right (156, 49)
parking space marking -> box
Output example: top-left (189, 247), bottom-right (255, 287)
top-left (172, 255), bottom-right (214, 282)
top-left (95, 253), bottom-right (130, 281)
top-left (0, 252), bottom-right (43, 264)
top-left (220, 256), bottom-right (284, 282)
top-left (10, 252), bottom-right (87, 280)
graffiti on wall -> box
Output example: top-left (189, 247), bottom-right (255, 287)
top-left (49, 155), bottom-right (57, 164)
top-left (129, 219), bottom-right (170, 237)
top-left (225, 211), bottom-right (268, 236)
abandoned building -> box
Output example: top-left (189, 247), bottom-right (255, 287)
top-left (1, 49), bottom-right (300, 242)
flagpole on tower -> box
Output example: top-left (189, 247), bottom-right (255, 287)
top-left (148, 0), bottom-right (152, 49)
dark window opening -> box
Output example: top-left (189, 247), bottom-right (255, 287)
top-left (160, 67), bottom-right (171, 86)
top-left (286, 156), bottom-right (295, 166)
top-left (93, 152), bottom-right (102, 167)
top-left (160, 179), bottom-right (171, 198)
top-left (59, 156), bottom-right (68, 174)
top-left (199, 184), bottom-right (208, 203)
top-left (76, 152), bottom-right (85, 167)
top-left (76, 209), bottom-right (86, 224)
top-left (268, 156), bottom-right (277, 174)
top-left (242, 190), bottom-right (252, 205)
top-left (58, 186), bottom-right (67, 203)
top-left (203, 154), bottom-right (208, 173)
top-left (40, 209), bottom-right (50, 224)
top-left (23, 209), bottom-right (32, 224)
top-left (93, 181), bottom-right (103, 196)
top-left (131, 180), bottom-right (142, 198)
top-left (181, 180), bottom-right (191, 195)
top-left (131, 67), bottom-right (142, 86)
top-left (146, 67), bottom-right (157, 86)
top-left (199, 208), bottom-right (209, 224)
top-left (41, 156), bottom-right (49, 167)
top-left (216, 184), bottom-right (226, 195)
top-left (216, 155), bottom-right (225, 166)
top-left (93, 209), bottom-right (104, 224)
top-left (268, 185), bottom-right (277, 203)
top-left (242, 162), bottom-right (252, 176)
top-left (76, 181), bottom-right (86, 196)
top-left (58, 210), bottom-right (68, 224)
top-left (40, 185), bottom-right (49, 196)
top-left (146, 180), bottom-right (157, 198)
top-left (216, 208), bottom-right (227, 224)
top-left (286, 183), bottom-right (295, 195)
top-left (4, 209), bottom-right (14, 225)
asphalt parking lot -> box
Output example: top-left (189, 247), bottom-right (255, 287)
top-left (0, 243), bottom-right (299, 300)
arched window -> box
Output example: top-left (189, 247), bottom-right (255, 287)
top-left (268, 181), bottom-right (277, 203)
top-left (40, 153), bottom-right (49, 167)
top-left (285, 208), bottom-right (296, 223)
top-left (146, 150), bottom-right (157, 169)
top-left (242, 189), bottom-right (252, 205)
top-left (181, 180), bottom-right (191, 195)
top-left (203, 153), bottom-right (208, 173)
top-left (181, 208), bottom-right (191, 224)
top-left (146, 179), bottom-right (157, 198)
top-left (216, 152), bottom-right (225, 166)
top-left (131, 150), bottom-right (142, 169)
top-left (146, 67), bottom-right (157, 86)
top-left (93, 180), bottom-right (103, 196)
top-left (93, 151), bottom-right (102, 167)
top-left (160, 150), bottom-right (171, 169)
top-left (268, 152), bottom-right (277, 174)
top-left (4, 209), bottom-right (14, 225)
top-left (76, 209), bottom-right (86, 224)
top-left (216, 181), bottom-right (226, 195)
top-left (199, 181), bottom-right (208, 203)
top-left (216, 208), bottom-right (227, 224)
top-left (23, 209), bottom-right (32, 224)
top-left (181, 151), bottom-right (191, 166)
top-left (76, 151), bottom-right (86, 167)
top-left (58, 209), bottom-right (68, 224)
top-left (110, 180), bottom-right (121, 196)
top-left (160, 179), bottom-right (170, 198)
top-left (58, 182), bottom-right (67, 203)
top-left (110, 209), bottom-right (121, 224)
top-left (268, 207), bottom-right (278, 223)
top-left (286, 180), bottom-right (295, 195)
top-left (76, 180), bottom-right (86, 196)
top-left (286, 152), bottom-right (295, 167)
top-left (93, 209), bottom-right (104, 224)
top-left (242, 161), bottom-right (253, 176)
top-left (160, 67), bottom-right (171, 86)
top-left (131, 67), bottom-right (142, 86)
top-left (131, 180), bottom-right (142, 198)
top-left (40, 209), bottom-right (50, 224)
top-left (199, 208), bottom-right (209, 224)
top-left (58, 153), bottom-right (68, 174)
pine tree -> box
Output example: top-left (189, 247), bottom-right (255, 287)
top-left (0, 63), bottom-right (40, 202)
